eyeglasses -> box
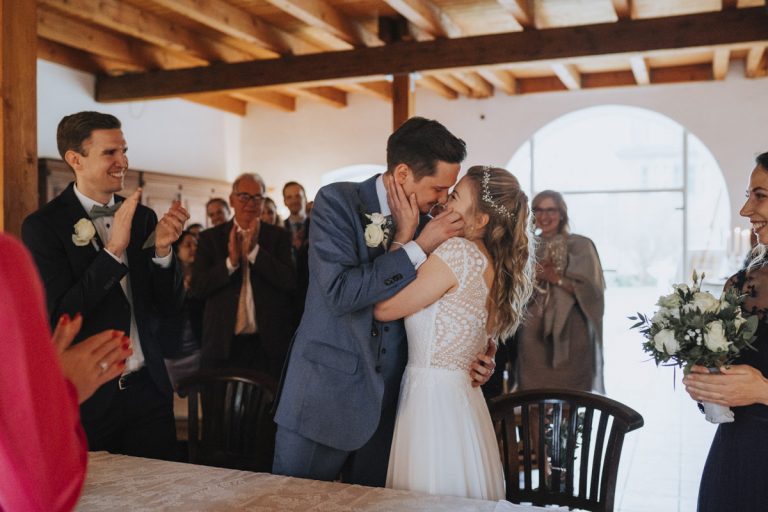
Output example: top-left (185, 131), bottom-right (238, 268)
top-left (234, 192), bottom-right (265, 204)
top-left (532, 207), bottom-right (560, 216)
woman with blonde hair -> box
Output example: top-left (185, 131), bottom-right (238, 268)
top-left (375, 165), bottom-right (534, 500)
top-left (516, 190), bottom-right (605, 393)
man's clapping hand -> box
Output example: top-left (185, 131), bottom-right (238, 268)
top-left (155, 200), bottom-right (190, 257)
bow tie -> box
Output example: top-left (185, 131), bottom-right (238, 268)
top-left (89, 203), bottom-right (120, 219)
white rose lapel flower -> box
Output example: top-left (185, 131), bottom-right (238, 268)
top-left (361, 210), bottom-right (390, 249)
top-left (72, 218), bottom-right (97, 247)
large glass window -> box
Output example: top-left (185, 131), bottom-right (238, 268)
top-left (507, 105), bottom-right (730, 287)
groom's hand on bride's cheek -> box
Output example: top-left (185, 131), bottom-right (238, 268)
top-left (416, 211), bottom-right (464, 254)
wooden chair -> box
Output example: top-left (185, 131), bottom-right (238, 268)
top-left (488, 389), bottom-right (643, 512)
top-left (177, 369), bottom-right (277, 472)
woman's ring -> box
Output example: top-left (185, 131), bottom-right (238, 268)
top-left (98, 361), bottom-right (109, 374)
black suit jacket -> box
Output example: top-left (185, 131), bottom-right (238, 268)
top-left (283, 218), bottom-right (311, 315)
top-left (190, 220), bottom-right (297, 371)
top-left (21, 182), bottom-right (184, 420)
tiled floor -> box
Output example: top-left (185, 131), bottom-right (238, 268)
top-left (604, 288), bottom-right (717, 512)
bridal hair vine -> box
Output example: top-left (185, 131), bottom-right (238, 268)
top-left (481, 165), bottom-right (514, 219)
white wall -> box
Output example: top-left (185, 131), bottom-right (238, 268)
top-left (243, 62), bottom-right (766, 226)
top-left (37, 60), bottom-right (240, 181)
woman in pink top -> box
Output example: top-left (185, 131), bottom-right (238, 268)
top-left (0, 234), bottom-right (131, 512)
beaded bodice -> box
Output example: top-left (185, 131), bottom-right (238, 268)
top-left (404, 237), bottom-right (490, 372)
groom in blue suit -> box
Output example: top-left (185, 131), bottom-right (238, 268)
top-left (274, 117), bottom-right (497, 486)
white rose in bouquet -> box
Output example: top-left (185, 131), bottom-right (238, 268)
top-left (657, 293), bottom-right (682, 309)
top-left (653, 329), bottom-right (679, 355)
top-left (704, 321), bottom-right (730, 352)
top-left (689, 292), bottom-right (720, 314)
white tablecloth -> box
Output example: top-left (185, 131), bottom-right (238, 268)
top-left (77, 452), bottom-right (557, 512)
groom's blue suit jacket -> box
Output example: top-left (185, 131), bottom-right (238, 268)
top-left (274, 175), bottom-right (421, 451)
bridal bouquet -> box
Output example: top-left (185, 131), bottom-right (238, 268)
top-left (630, 270), bottom-right (759, 423)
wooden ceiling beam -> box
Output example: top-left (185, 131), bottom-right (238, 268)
top-left (38, 37), bottom-right (105, 75)
top-left (651, 63), bottom-right (713, 84)
top-left (457, 71), bottom-right (494, 98)
top-left (344, 81), bottom-right (393, 100)
top-left (630, 55), bottom-right (649, 85)
top-left (611, 0), bottom-right (632, 20)
top-left (746, 44), bottom-right (767, 78)
top-left (96, 7), bottom-right (768, 102)
top-left (39, 6), bottom-right (204, 70)
top-left (152, 0), bottom-right (291, 56)
top-left (383, 0), bottom-right (461, 38)
top-left (286, 85), bottom-right (348, 108)
top-left (417, 75), bottom-right (459, 99)
top-left (552, 63), bottom-right (581, 90)
top-left (39, 0), bottom-right (251, 63)
top-left (476, 69), bottom-right (517, 95)
top-left (263, 0), bottom-right (383, 47)
top-left (496, 0), bottom-right (533, 28)
top-left (184, 93), bottom-right (247, 116)
top-left (434, 73), bottom-right (472, 96)
top-left (712, 48), bottom-right (730, 80)
top-left (230, 90), bottom-right (296, 112)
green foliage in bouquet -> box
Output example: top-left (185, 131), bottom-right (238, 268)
top-left (630, 270), bottom-right (759, 374)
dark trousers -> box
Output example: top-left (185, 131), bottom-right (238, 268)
top-left (202, 333), bottom-right (276, 378)
top-left (273, 398), bottom-right (398, 487)
top-left (82, 368), bottom-right (177, 461)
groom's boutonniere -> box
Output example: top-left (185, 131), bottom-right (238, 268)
top-left (72, 218), bottom-right (96, 247)
top-left (362, 211), bottom-right (390, 248)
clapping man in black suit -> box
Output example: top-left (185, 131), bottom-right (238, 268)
top-left (191, 173), bottom-right (297, 380)
top-left (22, 111), bottom-right (188, 460)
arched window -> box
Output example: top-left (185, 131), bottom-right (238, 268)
top-left (507, 105), bottom-right (729, 288)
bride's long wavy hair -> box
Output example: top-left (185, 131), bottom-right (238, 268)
top-left (465, 166), bottom-right (535, 341)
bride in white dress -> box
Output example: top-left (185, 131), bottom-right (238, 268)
top-left (375, 166), bottom-right (534, 501)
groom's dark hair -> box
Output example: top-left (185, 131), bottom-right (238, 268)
top-left (57, 111), bottom-right (122, 160)
top-left (757, 151), bottom-right (768, 171)
top-left (386, 117), bottom-right (466, 181)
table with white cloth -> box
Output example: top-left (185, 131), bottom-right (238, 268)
top-left (77, 452), bottom-right (561, 512)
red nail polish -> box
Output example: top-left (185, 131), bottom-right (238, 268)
top-left (60, 314), bottom-right (70, 325)
top-left (73, 312), bottom-right (82, 321)
top-left (122, 335), bottom-right (131, 344)
top-left (122, 341), bottom-right (130, 350)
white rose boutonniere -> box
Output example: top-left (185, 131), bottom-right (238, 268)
top-left (363, 212), bottom-right (390, 248)
top-left (72, 218), bottom-right (96, 247)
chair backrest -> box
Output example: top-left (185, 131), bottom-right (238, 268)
top-left (488, 389), bottom-right (643, 512)
top-left (177, 369), bottom-right (277, 472)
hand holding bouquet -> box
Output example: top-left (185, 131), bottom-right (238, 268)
top-left (630, 270), bottom-right (759, 423)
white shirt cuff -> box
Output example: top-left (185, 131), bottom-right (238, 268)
top-left (226, 244), bottom-right (259, 275)
top-left (104, 248), bottom-right (122, 264)
top-left (403, 241), bottom-right (427, 270)
top-left (152, 251), bottom-right (173, 268)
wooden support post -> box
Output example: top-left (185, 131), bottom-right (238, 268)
top-left (1, 0), bottom-right (38, 235)
top-left (392, 73), bottom-right (413, 132)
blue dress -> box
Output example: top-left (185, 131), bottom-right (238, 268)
top-left (698, 268), bottom-right (768, 511)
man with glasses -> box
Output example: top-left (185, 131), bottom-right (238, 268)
top-left (190, 173), bottom-right (297, 377)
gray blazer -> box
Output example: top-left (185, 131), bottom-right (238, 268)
top-left (274, 175), bottom-right (420, 451)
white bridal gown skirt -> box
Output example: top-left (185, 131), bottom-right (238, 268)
top-left (386, 365), bottom-right (505, 501)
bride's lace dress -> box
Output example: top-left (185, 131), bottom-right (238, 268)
top-left (386, 237), bottom-right (505, 500)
